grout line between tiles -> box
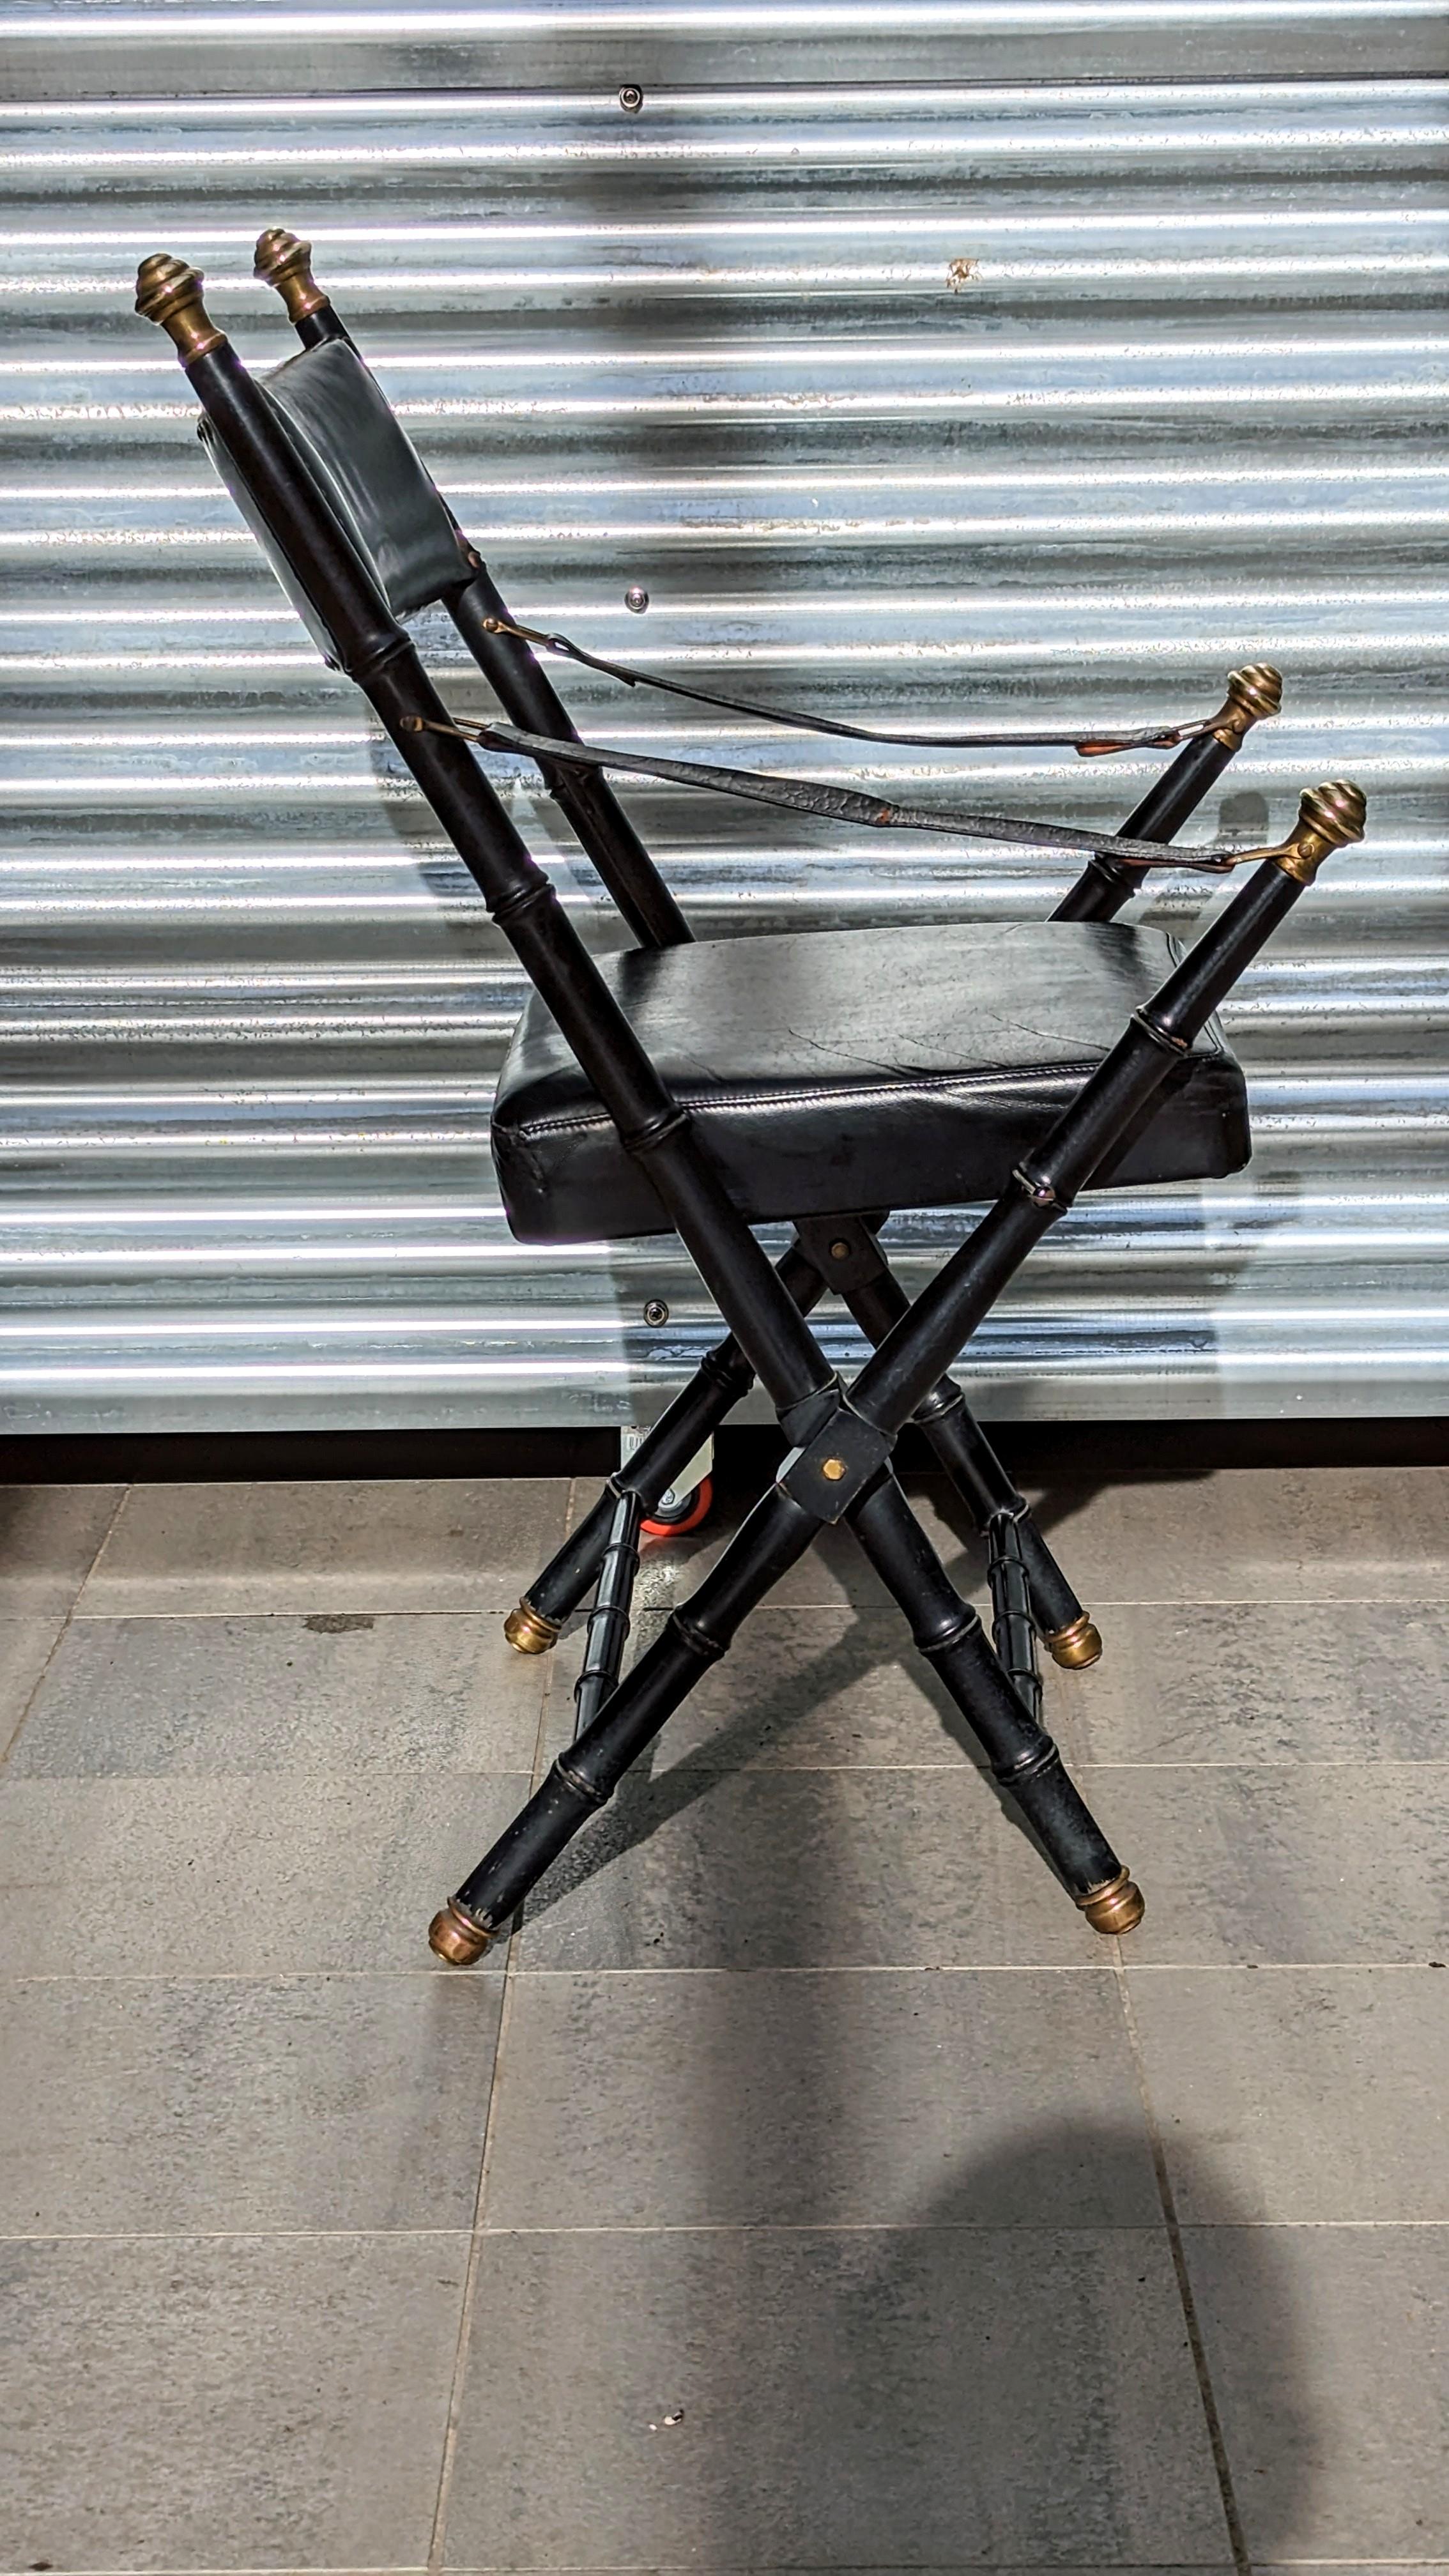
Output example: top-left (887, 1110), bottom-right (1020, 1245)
top-left (0, 1485), bottom-right (126, 1774)
top-left (8, 1759), bottom-right (1448, 1778)
top-left (3, 1961), bottom-right (1445, 1986)
top-left (0, 2564), bottom-right (1319, 2576)
top-left (7, 2218), bottom-right (1444, 2246)
top-left (1114, 1949), bottom-right (1252, 2576)
top-left (426, 1483), bottom-right (577, 2572)
top-left (61, 1591), bottom-right (1449, 1619)
top-left (10, 2564), bottom-right (1448, 2576)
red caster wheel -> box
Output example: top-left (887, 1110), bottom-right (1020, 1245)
top-left (641, 1476), bottom-right (714, 1540)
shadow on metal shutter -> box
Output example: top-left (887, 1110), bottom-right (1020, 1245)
top-left (1, 6), bottom-right (1444, 1428)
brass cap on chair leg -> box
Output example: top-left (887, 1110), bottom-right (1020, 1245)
top-left (1208, 661), bottom-right (1284, 748)
top-left (134, 254), bottom-right (226, 362)
top-left (254, 226), bottom-right (331, 323)
top-left (1045, 1612), bottom-right (1103, 1670)
top-left (1075, 1869), bottom-right (1146, 1936)
top-left (428, 1899), bottom-right (493, 1965)
top-left (503, 1597), bottom-right (560, 1655)
top-left (1273, 779), bottom-right (1368, 885)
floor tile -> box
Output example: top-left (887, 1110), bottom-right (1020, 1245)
top-left (0, 1615), bottom-right (63, 1761)
top-left (1129, 1965), bottom-right (1449, 2221)
top-left (512, 1767), bottom-right (1103, 1970)
top-left (442, 2226), bottom-right (1228, 2567)
top-left (12, 1610), bottom-right (548, 1775)
top-left (0, 1484), bottom-right (122, 1616)
top-left (1185, 2224), bottom-right (1449, 2560)
top-left (0, 1974), bottom-right (502, 2234)
top-left (79, 1477), bottom-right (571, 1615)
top-left (1067, 1599), bottom-right (1449, 1765)
top-left (0, 1773), bottom-right (531, 1974)
top-left (487, 1969), bottom-right (1153, 2228)
top-left (1087, 1763), bottom-right (1449, 1964)
top-left (1027, 1465), bottom-right (1449, 1604)
top-left (0, 2230), bottom-right (466, 2570)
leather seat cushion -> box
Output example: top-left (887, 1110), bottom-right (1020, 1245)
top-left (490, 917), bottom-right (1250, 1244)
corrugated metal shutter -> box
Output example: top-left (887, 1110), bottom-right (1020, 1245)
top-left (2, 6), bottom-right (1445, 1430)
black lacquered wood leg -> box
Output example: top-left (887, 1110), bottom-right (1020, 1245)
top-left (429, 1483), bottom-right (820, 1962)
top-left (507, 1240), bottom-right (825, 1650)
top-left (847, 1475), bottom-right (1141, 1933)
top-left (433, 789), bottom-right (1365, 1963)
top-left (841, 1254), bottom-right (1100, 1667)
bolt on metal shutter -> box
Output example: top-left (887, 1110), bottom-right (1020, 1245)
top-left (1, 6), bottom-right (1444, 1427)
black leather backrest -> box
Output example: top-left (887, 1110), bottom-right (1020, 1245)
top-left (199, 337), bottom-right (468, 656)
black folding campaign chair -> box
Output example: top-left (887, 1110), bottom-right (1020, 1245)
top-left (136, 234), bottom-right (1365, 1961)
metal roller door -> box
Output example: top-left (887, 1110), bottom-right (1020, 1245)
top-left (1, 6), bottom-right (1444, 1429)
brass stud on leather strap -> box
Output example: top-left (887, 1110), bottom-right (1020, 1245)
top-left (134, 254), bottom-right (226, 363)
top-left (254, 227), bottom-right (331, 323)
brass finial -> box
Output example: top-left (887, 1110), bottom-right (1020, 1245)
top-left (1075, 1869), bottom-right (1146, 1937)
top-left (1275, 778), bottom-right (1367, 884)
top-left (254, 227), bottom-right (330, 324)
top-left (428, 1898), bottom-right (493, 1965)
top-left (135, 253), bottom-right (226, 364)
top-left (1208, 661), bottom-right (1284, 749)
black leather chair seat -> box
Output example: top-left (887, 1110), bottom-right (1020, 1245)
top-left (491, 918), bottom-right (1250, 1244)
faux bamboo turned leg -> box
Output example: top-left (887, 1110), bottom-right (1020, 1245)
top-left (842, 1263), bottom-right (1099, 1667)
top-left (506, 1239), bottom-right (825, 1651)
top-left (848, 1475), bottom-right (1137, 1929)
top-left (433, 785), bottom-right (1366, 1963)
top-left (430, 1482), bottom-right (822, 1961)
top-left (435, 1456), bottom-right (1133, 1965)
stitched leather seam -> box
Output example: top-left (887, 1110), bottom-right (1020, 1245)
top-left (498, 1056), bottom-right (1199, 1147)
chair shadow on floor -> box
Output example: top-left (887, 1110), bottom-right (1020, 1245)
top-left (668, 2112), bottom-right (1309, 2564)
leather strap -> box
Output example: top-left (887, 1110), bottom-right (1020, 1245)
top-left (402, 712), bottom-right (1271, 873)
top-left (477, 615), bottom-right (1206, 758)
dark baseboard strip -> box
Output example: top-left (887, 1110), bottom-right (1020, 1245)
top-left (1, 1417), bottom-right (1445, 1485)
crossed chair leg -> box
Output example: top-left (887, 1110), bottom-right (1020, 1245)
top-left (431, 777), bottom-right (1366, 1965)
top-left (503, 1209), bottom-right (1100, 1673)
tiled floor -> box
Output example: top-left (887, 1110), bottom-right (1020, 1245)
top-left (0, 1462), bottom-right (1446, 2573)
